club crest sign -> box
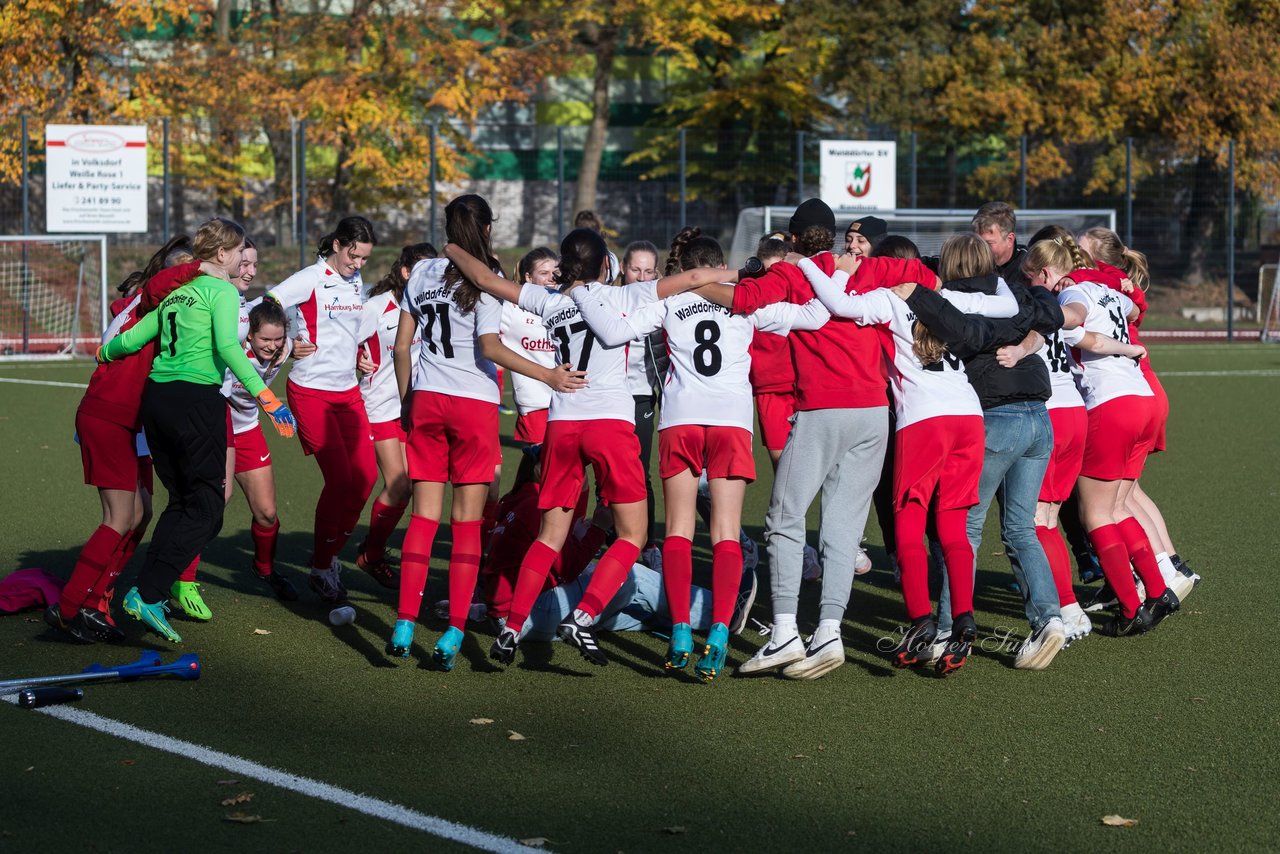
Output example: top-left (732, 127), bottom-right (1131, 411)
top-left (821, 141), bottom-right (896, 211)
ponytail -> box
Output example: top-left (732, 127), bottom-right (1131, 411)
top-left (666, 226), bottom-right (700, 276)
top-left (443, 194), bottom-right (501, 313)
top-left (1082, 227), bottom-right (1149, 292)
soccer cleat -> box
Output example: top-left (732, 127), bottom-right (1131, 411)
top-left (385, 619), bottom-right (414, 658)
top-left (641, 544), bottom-right (663, 573)
top-left (854, 547), bottom-right (873, 577)
top-left (1013, 617), bottom-right (1066, 670)
top-left (801, 545), bottom-right (822, 582)
top-left (782, 631), bottom-right (845, 680)
top-left (936, 612), bottom-right (977, 677)
top-left (490, 626), bottom-right (520, 665)
top-left (77, 608), bottom-right (125, 643)
top-left (557, 609), bottom-right (608, 666)
top-left (738, 634), bottom-right (806, 675)
top-left (309, 558), bottom-right (348, 604)
top-left (1060, 602), bottom-right (1093, 647)
top-left (727, 565), bottom-right (759, 636)
top-left (1103, 604), bottom-right (1155, 637)
top-left (122, 587), bottom-right (182, 643)
top-left (355, 545), bottom-right (399, 590)
top-left (1077, 549), bottom-right (1105, 584)
top-left (255, 567), bottom-right (299, 601)
top-left (1145, 587), bottom-right (1180, 627)
top-left (740, 532), bottom-right (759, 574)
top-left (924, 631), bottom-right (950, 666)
top-left (666, 622), bottom-right (693, 669)
top-left (498, 403), bottom-right (516, 416)
top-left (1172, 554), bottom-right (1200, 586)
top-left (1083, 582), bottom-right (1119, 613)
top-left (694, 623), bottom-right (730, 682)
top-left (1168, 570), bottom-right (1195, 605)
top-left (43, 603), bottom-right (95, 644)
top-left (432, 626), bottom-right (465, 672)
top-left (170, 581), bottom-right (212, 621)
top-left (893, 616), bottom-right (938, 668)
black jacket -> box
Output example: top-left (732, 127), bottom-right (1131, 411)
top-left (905, 277), bottom-right (1063, 409)
top-left (921, 244), bottom-right (1029, 289)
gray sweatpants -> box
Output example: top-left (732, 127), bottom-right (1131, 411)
top-left (765, 406), bottom-right (889, 622)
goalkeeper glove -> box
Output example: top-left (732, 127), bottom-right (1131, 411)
top-left (95, 345), bottom-right (110, 365)
top-left (256, 389), bottom-right (296, 439)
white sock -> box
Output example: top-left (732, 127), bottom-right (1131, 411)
top-left (1155, 552), bottom-right (1178, 585)
top-left (771, 614), bottom-right (798, 645)
top-left (813, 619), bottom-right (842, 645)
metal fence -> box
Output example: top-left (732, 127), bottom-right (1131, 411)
top-left (1, 119), bottom-right (1267, 311)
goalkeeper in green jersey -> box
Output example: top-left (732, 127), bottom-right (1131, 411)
top-left (97, 217), bottom-right (296, 643)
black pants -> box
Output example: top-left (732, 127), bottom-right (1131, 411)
top-left (137, 380), bottom-right (228, 603)
top-left (633, 394), bottom-right (657, 547)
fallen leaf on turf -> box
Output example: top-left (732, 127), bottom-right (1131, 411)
top-left (1101, 815), bottom-right (1138, 827)
top-left (24, 767), bottom-right (33, 772)
top-left (519, 838), bottom-right (549, 847)
top-left (663, 826), bottom-right (686, 835)
top-left (252, 629), bottom-right (271, 635)
top-left (470, 718), bottom-right (494, 725)
top-left (216, 779), bottom-right (240, 786)
top-left (120, 759), bottom-right (136, 766)
top-left (221, 792), bottom-right (254, 806)
top-left (507, 730), bottom-right (526, 741)
top-left (223, 812), bottom-right (270, 824)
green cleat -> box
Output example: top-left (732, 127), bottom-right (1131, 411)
top-left (432, 626), bottom-right (465, 672)
top-left (123, 587), bottom-right (182, 643)
top-left (694, 623), bottom-right (730, 683)
top-left (170, 581), bottom-right (212, 621)
top-left (385, 619), bottom-right (414, 658)
top-left (666, 622), bottom-right (693, 670)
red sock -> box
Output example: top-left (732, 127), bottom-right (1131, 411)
top-left (179, 556), bottom-right (199, 583)
top-left (507, 541), bottom-right (561, 632)
top-left (362, 500), bottom-right (407, 562)
top-left (936, 507), bottom-right (975, 617)
top-left (1090, 523), bottom-right (1142, 617)
top-left (448, 520), bottom-right (483, 629)
top-left (578, 540), bottom-right (641, 617)
top-left (251, 519), bottom-right (280, 575)
top-left (480, 499), bottom-right (500, 552)
top-left (397, 515), bottom-right (439, 621)
top-left (1036, 525), bottom-right (1077, 606)
top-left (1118, 516), bottom-right (1167, 598)
top-left (710, 539), bottom-right (742, 626)
top-left (90, 525), bottom-right (144, 611)
top-left (662, 536), bottom-right (693, 625)
top-left (894, 502), bottom-right (932, 620)
top-left (60, 525), bottom-right (124, 615)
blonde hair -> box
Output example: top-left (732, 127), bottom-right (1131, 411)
top-left (912, 320), bottom-right (947, 367)
top-left (1081, 227), bottom-right (1149, 292)
top-left (1022, 233), bottom-right (1092, 281)
top-left (939, 233), bottom-right (995, 282)
top-left (192, 217), bottom-right (246, 261)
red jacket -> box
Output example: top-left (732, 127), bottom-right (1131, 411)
top-left (748, 330), bottom-right (794, 396)
top-left (732, 253), bottom-right (937, 411)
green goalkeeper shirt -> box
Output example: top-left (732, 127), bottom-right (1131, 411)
top-left (101, 274), bottom-right (267, 397)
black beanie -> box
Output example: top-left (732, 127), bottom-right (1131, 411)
top-left (848, 215), bottom-right (888, 243)
top-left (789, 199), bottom-right (836, 235)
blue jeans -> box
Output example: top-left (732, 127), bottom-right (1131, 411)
top-left (525, 564), bottom-right (713, 642)
top-left (938, 401), bottom-right (1059, 633)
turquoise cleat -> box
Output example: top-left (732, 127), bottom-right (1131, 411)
top-left (666, 622), bottom-right (693, 670)
top-left (432, 626), bottom-right (465, 672)
top-left (694, 622), bottom-right (730, 683)
top-left (122, 587), bottom-right (182, 644)
top-left (385, 619), bottom-right (414, 659)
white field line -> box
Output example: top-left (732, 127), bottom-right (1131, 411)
top-left (2, 699), bottom-right (542, 853)
top-left (1158, 369), bottom-right (1280, 377)
top-left (0, 377), bottom-right (89, 389)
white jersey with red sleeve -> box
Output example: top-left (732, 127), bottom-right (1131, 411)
top-left (220, 302), bottom-right (293, 435)
top-left (499, 301), bottom-right (554, 415)
top-left (359, 289), bottom-right (420, 424)
top-left (1057, 281), bottom-right (1152, 409)
top-left (266, 258), bottom-right (365, 392)
top-left (1036, 328), bottom-right (1085, 410)
top-left (528, 280), bottom-right (659, 423)
top-left (400, 257), bottom-right (502, 404)
top-left (237, 293), bottom-right (252, 341)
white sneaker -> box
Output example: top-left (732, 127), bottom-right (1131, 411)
top-left (738, 634), bottom-right (806, 674)
top-left (1014, 617), bottom-right (1066, 670)
top-left (782, 632), bottom-right (845, 680)
top-left (801, 545), bottom-right (822, 582)
top-left (641, 545), bottom-right (663, 573)
top-left (1061, 603), bottom-right (1092, 646)
top-left (854, 547), bottom-right (872, 576)
top-left (740, 533), bottom-right (759, 574)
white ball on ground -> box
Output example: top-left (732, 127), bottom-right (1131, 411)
top-left (329, 606), bottom-right (357, 626)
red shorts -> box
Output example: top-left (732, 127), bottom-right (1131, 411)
top-left (755, 391), bottom-right (796, 452)
top-left (893, 416), bottom-right (984, 512)
top-left (1146, 371), bottom-right (1169, 453)
top-left (370, 418), bottom-right (407, 444)
top-left (231, 425), bottom-right (272, 474)
top-left (406, 391), bottom-right (499, 484)
top-left (1041, 407), bottom-right (1086, 503)
top-left (658, 425), bottom-right (756, 482)
top-left (514, 409), bottom-right (548, 445)
top-left (539, 419), bottom-right (646, 510)
top-left (286, 380), bottom-right (372, 457)
top-left (76, 409), bottom-right (143, 491)
top-left (1081, 395), bottom-right (1157, 481)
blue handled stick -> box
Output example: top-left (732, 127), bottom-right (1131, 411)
top-left (0, 651), bottom-right (201, 694)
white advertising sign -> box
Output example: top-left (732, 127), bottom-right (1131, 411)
top-left (819, 140), bottom-right (897, 211)
top-left (46, 124), bottom-right (148, 233)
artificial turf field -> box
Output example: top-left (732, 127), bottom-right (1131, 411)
top-left (1, 343), bottom-right (1278, 853)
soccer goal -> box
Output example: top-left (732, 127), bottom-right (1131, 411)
top-left (728, 208), bottom-right (1118, 266)
top-left (0, 235), bottom-right (108, 360)
top-left (1261, 264), bottom-right (1280, 342)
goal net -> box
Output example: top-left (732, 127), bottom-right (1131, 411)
top-left (0, 236), bottom-right (107, 360)
top-left (1261, 264), bottom-right (1280, 342)
top-left (728, 208), bottom-right (1118, 267)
